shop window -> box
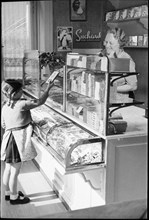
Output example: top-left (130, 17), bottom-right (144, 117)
top-left (2, 2), bottom-right (31, 79)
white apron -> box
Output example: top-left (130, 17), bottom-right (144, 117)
top-left (1, 124), bottom-right (37, 162)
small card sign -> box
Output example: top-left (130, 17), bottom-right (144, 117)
top-left (76, 106), bottom-right (84, 114)
top-left (46, 70), bottom-right (59, 83)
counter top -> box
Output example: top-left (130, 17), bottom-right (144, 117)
top-left (108, 105), bottom-right (147, 138)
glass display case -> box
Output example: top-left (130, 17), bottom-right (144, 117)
top-left (23, 51), bottom-right (145, 173)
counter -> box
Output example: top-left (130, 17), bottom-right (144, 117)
top-left (23, 51), bottom-right (147, 210)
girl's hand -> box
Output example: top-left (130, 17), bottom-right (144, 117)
top-left (47, 81), bottom-right (54, 90)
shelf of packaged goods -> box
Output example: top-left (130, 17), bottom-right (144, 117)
top-left (106, 16), bottom-right (148, 29)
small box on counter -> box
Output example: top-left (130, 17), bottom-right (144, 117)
top-left (108, 120), bottom-right (127, 134)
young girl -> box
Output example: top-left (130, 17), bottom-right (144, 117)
top-left (1, 79), bottom-right (54, 205)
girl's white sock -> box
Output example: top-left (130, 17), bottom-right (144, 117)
top-left (10, 194), bottom-right (18, 200)
top-left (5, 191), bottom-right (10, 196)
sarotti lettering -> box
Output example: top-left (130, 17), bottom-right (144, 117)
top-left (75, 29), bottom-right (101, 42)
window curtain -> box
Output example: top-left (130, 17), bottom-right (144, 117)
top-left (2, 2), bottom-right (31, 80)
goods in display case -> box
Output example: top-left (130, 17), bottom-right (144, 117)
top-left (65, 53), bottom-right (143, 136)
top-left (31, 104), bottom-right (104, 173)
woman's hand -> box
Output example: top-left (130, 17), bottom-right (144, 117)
top-left (117, 82), bottom-right (137, 93)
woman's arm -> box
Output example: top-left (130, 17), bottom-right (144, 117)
top-left (117, 56), bottom-right (137, 92)
top-left (117, 81), bottom-right (137, 92)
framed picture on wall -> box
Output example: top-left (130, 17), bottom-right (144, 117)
top-left (57, 27), bottom-right (73, 52)
top-left (70, 0), bottom-right (87, 21)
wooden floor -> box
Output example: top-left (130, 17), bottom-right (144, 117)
top-left (0, 160), bottom-right (67, 219)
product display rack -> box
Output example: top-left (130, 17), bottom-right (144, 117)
top-left (105, 4), bottom-right (148, 48)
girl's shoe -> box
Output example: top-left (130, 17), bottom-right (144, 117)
top-left (10, 194), bottom-right (30, 205)
top-left (5, 191), bottom-right (24, 201)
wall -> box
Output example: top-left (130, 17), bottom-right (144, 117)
top-left (53, 0), bottom-right (109, 52)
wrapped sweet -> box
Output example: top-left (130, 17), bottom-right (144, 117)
top-left (46, 122), bottom-right (94, 162)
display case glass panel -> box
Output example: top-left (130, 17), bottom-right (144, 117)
top-left (23, 50), bottom-right (41, 98)
top-left (23, 50), bottom-right (64, 110)
top-left (40, 68), bottom-right (64, 111)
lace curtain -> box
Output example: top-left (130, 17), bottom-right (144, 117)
top-left (2, 1), bottom-right (31, 80)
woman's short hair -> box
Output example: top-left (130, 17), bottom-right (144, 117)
top-left (106, 27), bottom-right (128, 48)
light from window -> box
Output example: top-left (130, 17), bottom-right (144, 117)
top-left (2, 1), bottom-right (31, 79)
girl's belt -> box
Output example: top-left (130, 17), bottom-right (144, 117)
top-left (6, 123), bottom-right (31, 132)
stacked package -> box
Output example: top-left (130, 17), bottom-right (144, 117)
top-left (67, 53), bottom-right (108, 72)
top-left (106, 4), bottom-right (148, 22)
top-left (69, 70), bottom-right (106, 101)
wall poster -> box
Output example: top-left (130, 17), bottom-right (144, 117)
top-left (70, 0), bottom-right (86, 21)
top-left (57, 27), bottom-right (73, 52)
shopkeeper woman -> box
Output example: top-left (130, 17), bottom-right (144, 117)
top-left (101, 27), bottom-right (138, 102)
